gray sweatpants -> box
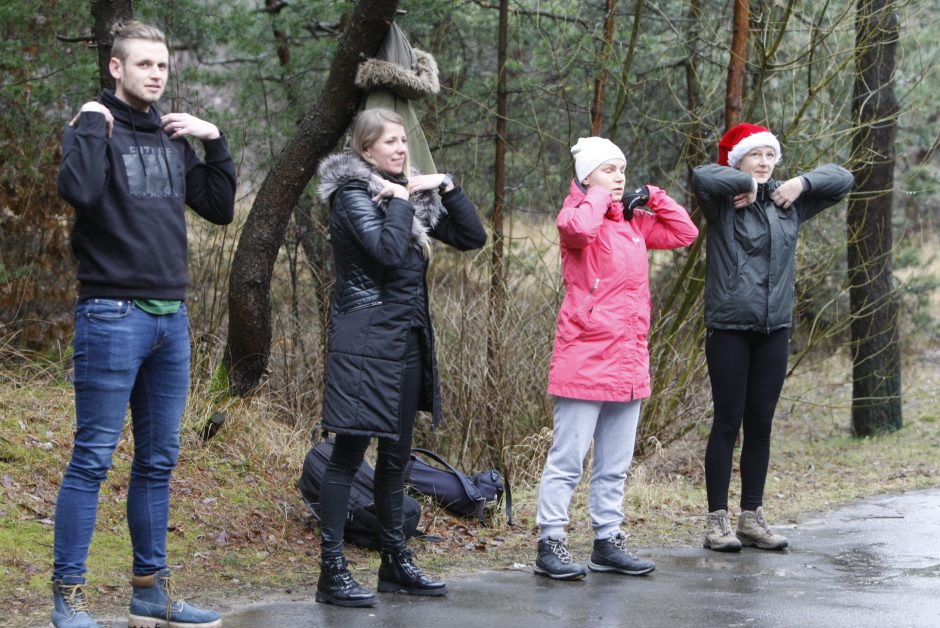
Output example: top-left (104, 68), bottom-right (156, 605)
top-left (536, 396), bottom-right (642, 541)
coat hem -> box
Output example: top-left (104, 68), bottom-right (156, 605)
top-left (547, 385), bottom-right (651, 403)
top-left (321, 423), bottom-right (400, 441)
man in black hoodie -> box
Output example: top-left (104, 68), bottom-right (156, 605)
top-left (51, 20), bottom-right (234, 628)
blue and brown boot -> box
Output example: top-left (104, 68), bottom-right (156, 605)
top-left (128, 568), bottom-right (221, 627)
top-left (51, 575), bottom-right (101, 628)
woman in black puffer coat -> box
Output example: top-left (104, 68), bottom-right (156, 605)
top-left (313, 109), bottom-right (486, 607)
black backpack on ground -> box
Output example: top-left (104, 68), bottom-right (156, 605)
top-left (406, 447), bottom-right (513, 525)
top-left (297, 438), bottom-right (422, 549)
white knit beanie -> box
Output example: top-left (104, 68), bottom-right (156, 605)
top-left (571, 137), bottom-right (626, 183)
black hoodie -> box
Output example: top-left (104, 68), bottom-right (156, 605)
top-left (57, 89), bottom-right (236, 300)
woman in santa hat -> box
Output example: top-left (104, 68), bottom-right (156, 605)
top-left (692, 123), bottom-right (853, 552)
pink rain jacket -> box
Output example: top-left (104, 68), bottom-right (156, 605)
top-left (547, 181), bottom-right (699, 402)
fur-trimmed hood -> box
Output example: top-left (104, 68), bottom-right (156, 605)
top-left (355, 48), bottom-right (440, 101)
top-left (317, 152), bottom-right (445, 254)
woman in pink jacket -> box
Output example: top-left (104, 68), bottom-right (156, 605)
top-left (534, 137), bottom-right (698, 580)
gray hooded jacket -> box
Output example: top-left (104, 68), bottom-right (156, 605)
top-left (692, 163), bottom-right (854, 332)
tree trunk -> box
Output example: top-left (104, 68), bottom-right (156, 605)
top-left (91, 0), bottom-right (134, 90)
top-left (725, 0), bottom-right (749, 130)
top-left (684, 0), bottom-right (707, 220)
top-left (225, 0), bottom-right (400, 396)
top-left (590, 0), bottom-right (617, 135)
top-left (485, 0), bottom-right (509, 461)
top-left (607, 0), bottom-right (644, 143)
top-left (265, 0), bottom-right (332, 391)
top-left (847, 0), bottom-right (902, 436)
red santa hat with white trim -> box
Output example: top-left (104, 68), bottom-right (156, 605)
top-left (718, 123), bottom-right (782, 168)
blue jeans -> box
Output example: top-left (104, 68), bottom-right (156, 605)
top-left (53, 299), bottom-right (190, 577)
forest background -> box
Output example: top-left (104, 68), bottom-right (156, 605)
top-left (1, 0), bottom-right (939, 624)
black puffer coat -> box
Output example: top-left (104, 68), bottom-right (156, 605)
top-left (692, 163), bottom-right (853, 332)
top-left (316, 153), bottom-right (486, 439)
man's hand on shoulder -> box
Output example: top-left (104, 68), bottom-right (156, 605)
top-left (161, 113), bottom-right (220, 141)
top-left (69, 102), bottom-right (114, 137)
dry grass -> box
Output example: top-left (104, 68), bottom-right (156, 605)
top-left (3, 218), bottom-right (939, 625)
top-left (2, 339), bottom-right (939, 626)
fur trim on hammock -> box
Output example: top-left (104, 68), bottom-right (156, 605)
top-left (354, 49), bottom-right (440, 100)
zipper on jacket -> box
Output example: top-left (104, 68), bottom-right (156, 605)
top-left (340, 301), bottom-right (383, 314)
top-left (588, 278), bottom-right (599, 312)
top-left (572, 279), bottom-right (600, 324)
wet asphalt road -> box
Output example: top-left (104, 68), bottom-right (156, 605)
top-left (93, 489), bottom-right (940, 627)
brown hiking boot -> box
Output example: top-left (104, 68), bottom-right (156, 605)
top-left (736, 507), bottom-right (789, 550)
top-left (704, 509), bottom-right (742, 552)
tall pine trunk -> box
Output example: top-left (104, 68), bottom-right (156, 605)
top-left (485, 0), bottom-right (509, 463)
top-left (225, 0), bottom-right (399, 395)
top-left (847, 0), bottom-right (902, 435)
top-left (590, 0), bottom-right (617, 135)
top-left (91, 0), bottom-right (134, 90)
top-left (725, 0), bottom-right (749, 130)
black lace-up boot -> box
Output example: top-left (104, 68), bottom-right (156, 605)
top-left (533, 536), bottom-right (587, 580)
top-left (589, 532), bottom-right (656, 575)
top-left (315, 556), bottom-right (376, 607)
top-left (377, 548), bottom-right (447, 596)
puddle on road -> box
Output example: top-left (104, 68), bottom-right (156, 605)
top-left (904, 563), bottom-right (940, 578)
top-left (829, 545), bottom-right (900, 588)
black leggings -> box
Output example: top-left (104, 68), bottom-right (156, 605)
top-left (704, 328), bottom-right (789, 512)
top-left (318, 330), bottom-right (423, 558)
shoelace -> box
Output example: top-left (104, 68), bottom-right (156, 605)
top-left (337, 569), bottom-right (357, 587)
top-left (548, 539), bottom-right (575, 564)
top-left (327, 558), bottom-right (359, 589)
top-left (609, 534), bottom-right (640, 559)
top-left (397, 549), bottom-right (428, 579)
top-left (714, 515), bottom-right (734, 537)
top-left (62, 584), bottom-right (91, 615)
top-left (754, 512), bottom-right (775, 535)
top-left (159, 574), bottom-right (185, 619)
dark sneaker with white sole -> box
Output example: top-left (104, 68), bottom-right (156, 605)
top-left (533, 536), bottom-right (587, 580)
top-left (588, 532), bottom-right (655, 576)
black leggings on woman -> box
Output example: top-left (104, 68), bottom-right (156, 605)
top-left (318, 330), bottom-right (424, 558)
top-left (704, 328), bottom-right (789, 512)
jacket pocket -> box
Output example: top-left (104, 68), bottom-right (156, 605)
top-left (557, 279), bottom-right (599, 343)
top-left (329, 302), bottom-right (383, 350)
top-left (339, 301), bottom-right (383, 315)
